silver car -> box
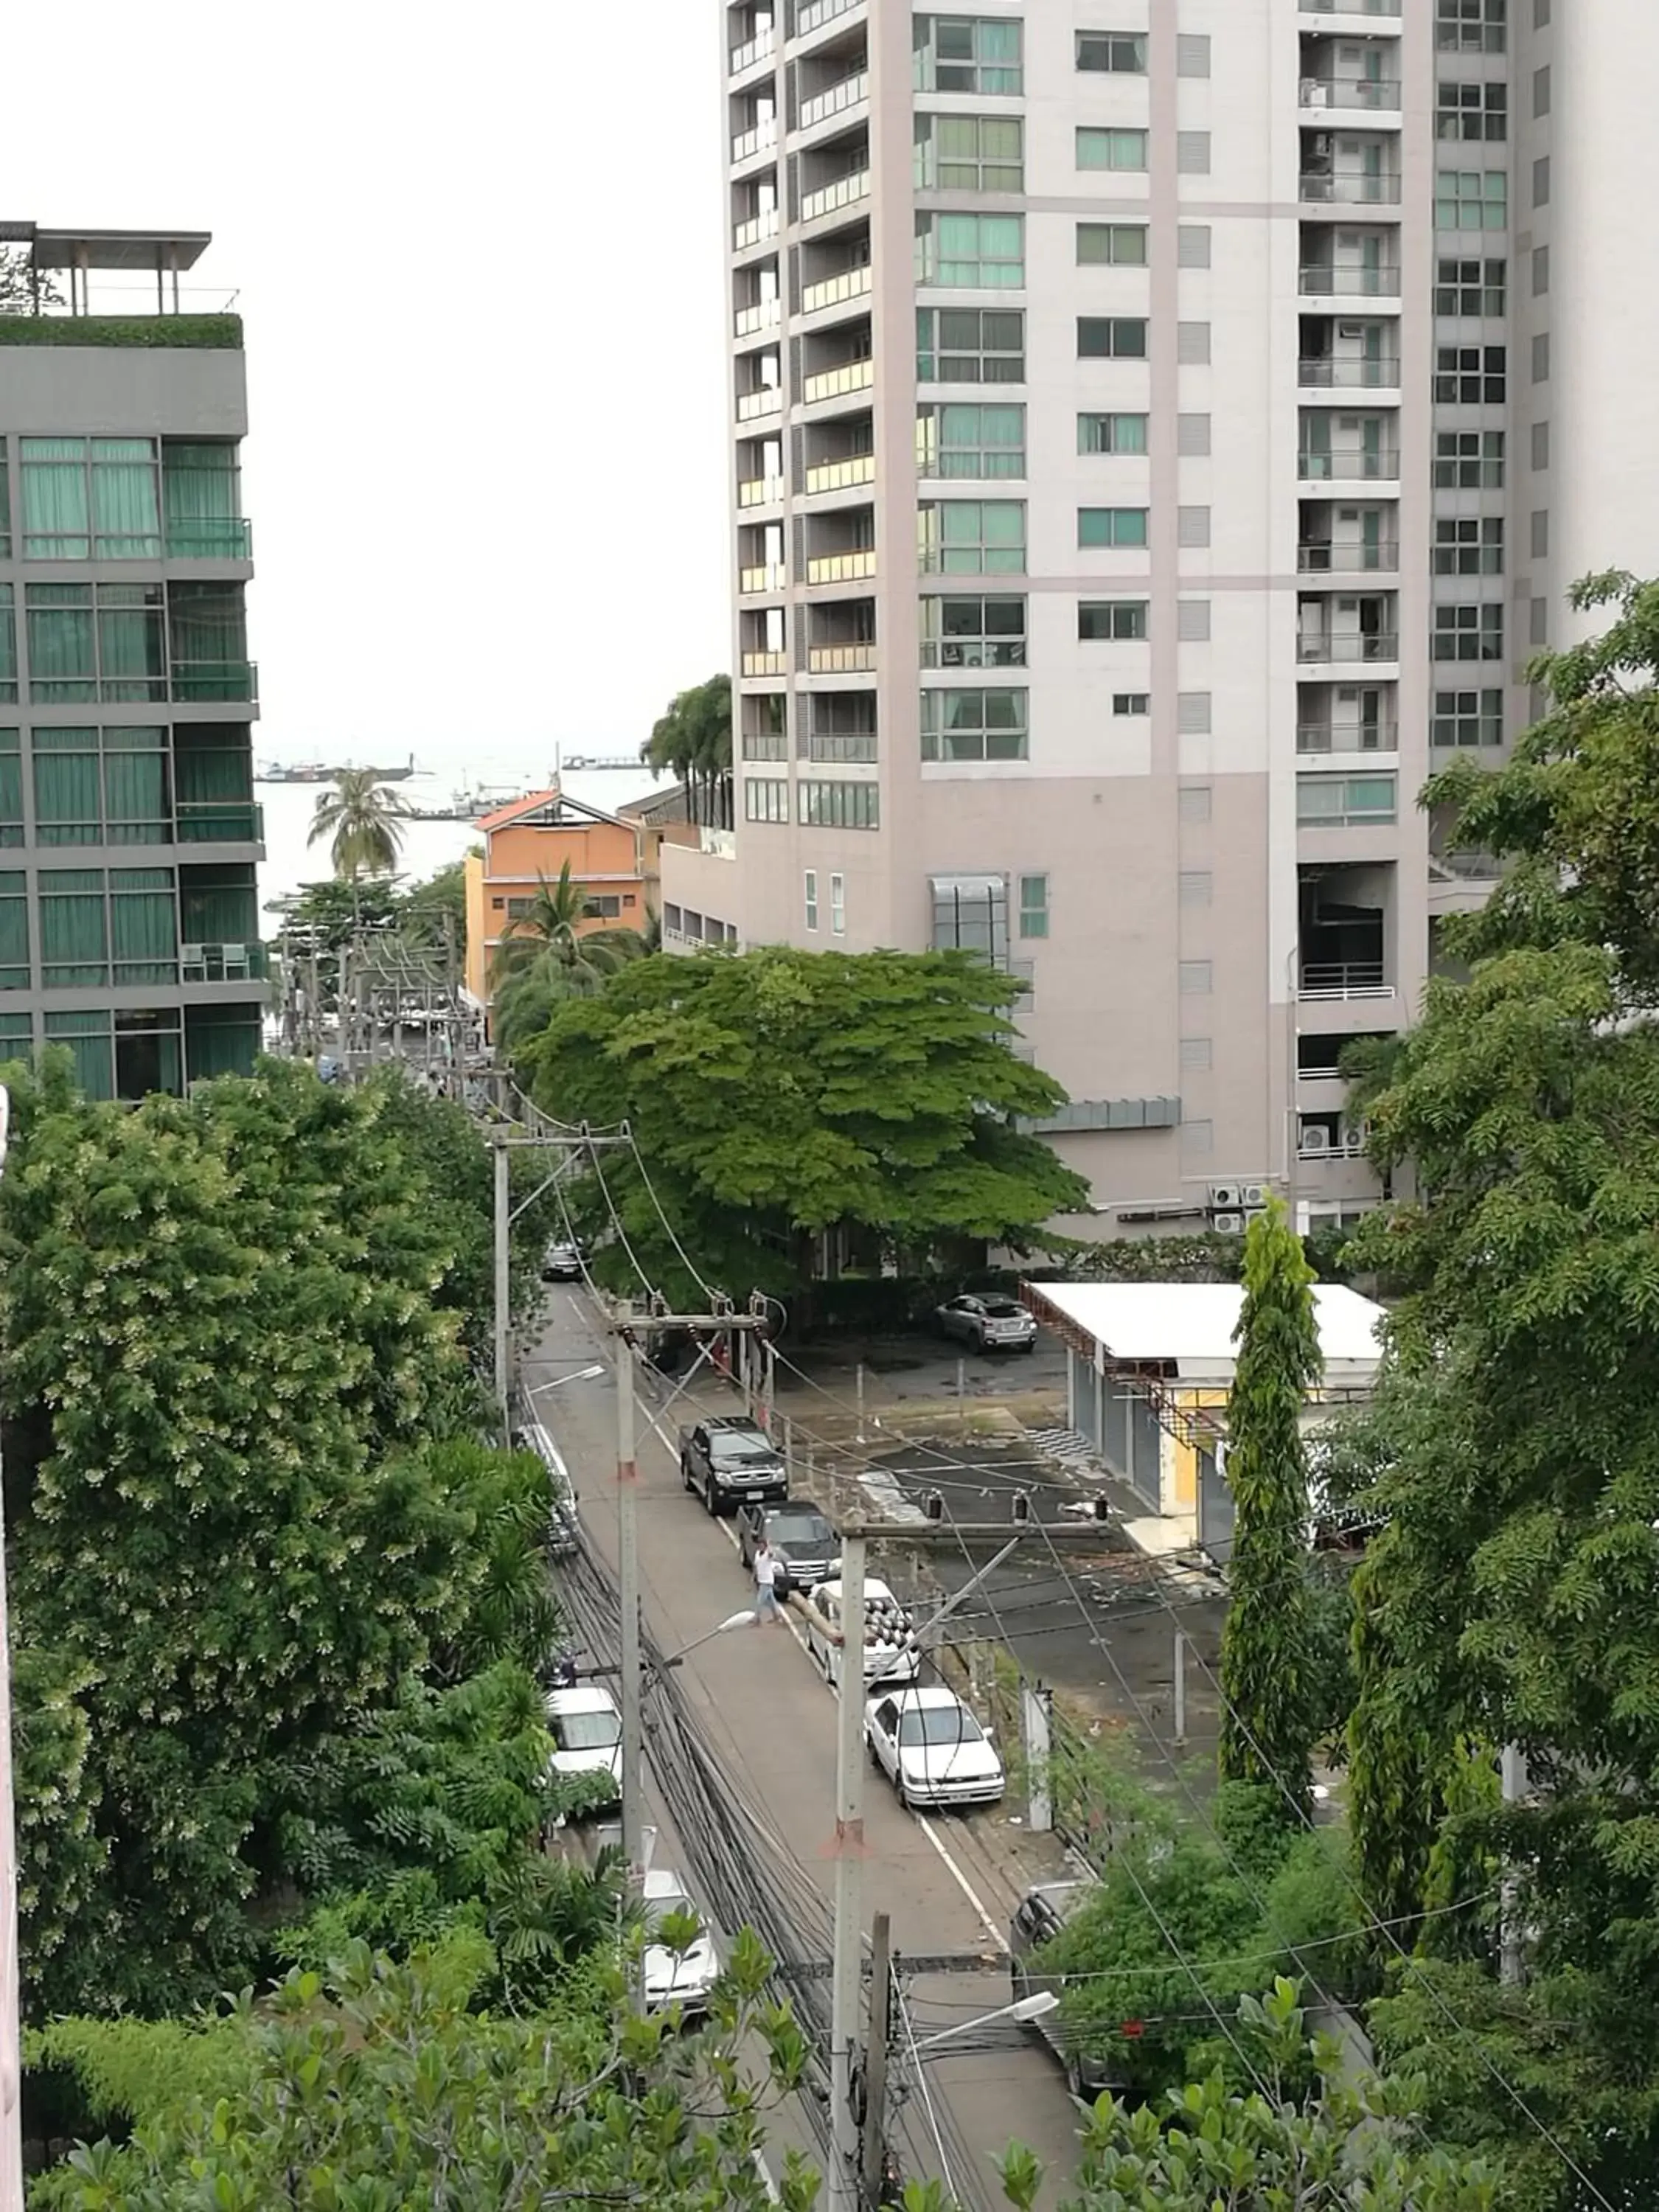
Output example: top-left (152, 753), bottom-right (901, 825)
top-left (936, 1293), bottom-right (1037, 1354)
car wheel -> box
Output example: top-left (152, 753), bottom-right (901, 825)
top-left (1022, 1340), bottom-right (1036, 1355)
top-left (681, 1456), bottom-right (694, 1492)
top-left (974, 1328), bottom-right (988, 1352)
top-left (705, 1478), bottom-right (720, 1517)
top-left (1064, 2053), bottom-right (1085, 2098)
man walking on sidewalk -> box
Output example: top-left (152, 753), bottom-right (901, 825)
top-left (751, 1537), bottom-right (786, 1627)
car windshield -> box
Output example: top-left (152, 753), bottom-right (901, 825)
top-left (552, 1710), bottom-right (620, 1751)
top-left (982, 1301), bottom-right (1024, 1318)
top-left (769, 1511), bottom-right (834, 1546)
top-left (646, 1886), bottom-right (695, 1932)
top-left (712, 1433), bottom-right (778, 1462)
top-left (898, 1706), bottom-right (984, 1749)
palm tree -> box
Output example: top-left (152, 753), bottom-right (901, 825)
top-left (641, 675), bottom-right (732, 830)
top-left (307, 767), bottom-right (410, 880)
top-left (490, 860), bottom-right (650, 1060)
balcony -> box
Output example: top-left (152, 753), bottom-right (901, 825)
top-left (1300, 0), bottom-right (1401, 13)
top-left (734, 208), bottom-right (780, 251)
top-left (737, 386), bottom-right (784, 422)
top-left (801, 263), bottom-right (872, 315)
top-left (738, 561), bottom-right (786, 593)
top-left (800, 168), bottom-right (871, 223)
top-left (802, 357), bottom-right (873, 406)
top-left (1430, 850), bottom-right (1502, 881)
top-left (1298, 264), bottom-right (1401, 299)
top-left (732, 119), bottom-right (779, 164)
top-left (1298, 448), bottom-right (1399, 484)
top-left (794, 0), bottom-right (863, 35)
top-left (735, 298), bottom-right (782, 337)
top-left (805, 453), bottom-right (874, 494)
top-left (1297, 355), bottom-right (1399, 389)
top-left (730, 26), bottom-right (776, 72)
top-left (738, 474), bottom-right (785, 508)
top-left (171, 659), bottom-right (258, 702)
top-left (1299, 74), bottom-right (1401, 111)
top-left (1297, 539), bottom-right (1399, 574)
top-left (1297, 723), bottom-right (1397, 754)
top-left (741, 650), bottom-right (787, 677)
top-left (1299, 170), bottom-right (1402, 206)
top-left (805, 549), bottom-right (875, 584)
top-left (1296, 632), bottom-right (1398, 666)
top-left (181, 939), bottom-right (269, 984)
top-left (799, 69), bottom-right (869, 130)
top-left (1299, 961), bottom-right (1391, 1001)
top-left (808, 643), bottom-right (876, 673)
top-left (176, 800), bottom-right (264, 843)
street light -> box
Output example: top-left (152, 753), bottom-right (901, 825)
top-left (911, 1989), bottom-right (1058, 2053)
top-left (525, 1366), bottom-right (605, 1394)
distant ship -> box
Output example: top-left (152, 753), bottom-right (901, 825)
top-left (256, 754), bottom-right (419, 785)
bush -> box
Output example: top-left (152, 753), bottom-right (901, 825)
top-left (0, 313), bottom-right (243, 348)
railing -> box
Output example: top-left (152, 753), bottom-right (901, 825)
top-left (1298, 451), bottom-right (1399, 481)
top-left (737, 475), bottom-right (785, 508)
top-left (738, 562), bottom-right (787, 592)
top-left (802, 263), bottom-right (872, 315)
top-left (805, 453), bottom-right (874, 494)
top-left (1299, 76), bottom-right (1402, 110)
top-left (734, 209), bottom-right (781, 250)
top-left (799, 69), bottom-right (869, 130)
top-left (806, 549), bottom-right (875, 583)
top-left (799, 168), bottom-right (871, 223)
top-left (730, 27), bottom-right (776, 71)
top-left (735, 299), bottom-right (782, 336)
top-left (741, 651), bottom-right (788, 677)
top-left (1297, 356), bottom-right (1399, 387)
top-left (736, 386), bottom-right (783, 421)
top-left (171, 658), bottom-right (259, 701)
top-left (1298, 264), bottom-right (1401, 296)
top-left (181, 939), bottom-right (269, 984)
top-left (166, 518), bottom-right (253, 560)
top-left (1298, 961), bottom-right (1391, 1000)
top-left (1298, 1134), bottom-right (1368, 1161)
top-left (1300, 0), bottom-right (1401, 13)
top-left (808, 643), bottom-right (876, 672)
top-left (176, 800), bottom-right (265, 843)
top-left (1296, 724), bottom-right (1397, 753)
top-left (1297, 540), bottom-right (1399, 571)
top-left (794, 0), bottom-right (863, 35)
top-left (732, 120), bottom-right (779, 162)
top-left (1299, 172), bottom-right (1403, 204)
top-left (1296, 633), bottom-right (1399, 663)
top-left (802, 358), bottom-right (874, 405)
top-left (1430, 850), bottom-right (1503, 880)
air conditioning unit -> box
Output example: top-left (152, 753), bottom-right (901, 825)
top-left (1300, 1124), bottom-right (1332, 1153)
top-left (1208, 1182), bottom-right (1243, 1211)
top-left (1240, 1182), bottom-right (1273, 1208)
top-left (1342, 1120), bottom-right (1371, 1151)
top-left (1213, 1211), bottom-right (1245, 1235)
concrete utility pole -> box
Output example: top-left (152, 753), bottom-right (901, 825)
top-left (493, 1137), bottom-right (512, 1427)
top-left (1500, 1742), bottom-right (1528, 1986)
top-left (859, 1911), bottom-right (893, 2212)
top-left (615, 1312), bottom-right (644, 1883)
top-left (829, 1529), bottom-right (867, 2212)
top-left (0, 1090), bottom-right (21, 2211)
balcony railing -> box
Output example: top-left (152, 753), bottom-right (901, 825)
top-left (738, 474), bottom-right (786, 508)
top-left (1299, 75), bottom-right (1402, 110)
top-left (1298, 1133), bottom-right (1368, 1161)
top-left (794, 0), bottom-right (863, 35)
top-left (1296, 724), bottom-right (1397, 753)
top-left (732, 120), bottom-right (779, 163)
top-left (1298, 450), bottom-right (1399, 481)
top-left (799, 168), bottom-right (871, 224)
top-left (808, 643), bottom-right (876, 673)
top-left (167, 518), bottom-right (253, 560)
top-left (1300, 0), bottom-right (1401, 13)
top-left (805, 549), bottom-right (876, 583)
top-left (1299, 172), bottom-right (1402, 205)
top-left (1298, 264), bottom-right (1401, 296)
top-left (805, 453), bottom-right (874, 494)
top-left (170, 659), bottom-right (259, 702)
top-left (741, 650), bottom-right (788, 677)
top-left (1297, 356), bottom-right (1399, 388)
top-left (802, 358), bottom-right (874, 405)
top-left (802, 263), bottom-right (872, 315)
top-left (181, 939), bottom-right (269, 984)
top-left (738, 562), bottom-right (787, 593)
top-left (736, 386), bottom-right (784, 422)
top-left (734, 209), bottom-right (781, 250)
top-left (1298, 961), bottom-right (1392, 1001)
top-left (1297, 540), bottom-right (1400, 572)
top-left (730, 27), bottom-right (776, 72)
top-left (176, 800), bottom-right (265, 843)
top-left (735, 298), bottom-right (782, 337)
top-left (799, 70), bottom-right (869, 131)
top-left (1296, 632), bottom-right (1399, 664)
top-left (1430, 850), bottom-right (1503, 880)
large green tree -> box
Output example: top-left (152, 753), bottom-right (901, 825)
top-left (641, 674), bottom-right (732, 830)
top-left (1217, 1201), bottom-right (1324, 1813)
top-left (489, 859), bottom-right (649, 1061)
top-left (307, 765), bottom-right (410, 880)
top-left (521, 946), bottom-right (1089, 1303)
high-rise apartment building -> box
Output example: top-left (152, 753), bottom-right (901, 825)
top-left (661, 0), bottom-right (1655, 1237)
top-left (0, 223), bottom-right (265, 1100)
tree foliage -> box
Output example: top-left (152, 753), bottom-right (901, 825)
top-left (522, 946), bottom-right (1090, 1303)
top-left (306, 766), bottom-right (410, 880)
top-left (489, 859), bottom-right (650, 1062)
top-left (641, 674), bottom-right (732, 830)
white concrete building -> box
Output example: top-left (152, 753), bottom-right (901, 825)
top-left (664, 0), bottom-right (1636, 1240)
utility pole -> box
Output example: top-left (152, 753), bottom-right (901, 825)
top-left (615, 1307), bottom-right (644, 1883)
top-left (493, 1137), bottom-right (512, 1430)
top-left (0, 1091), bottom-right (22, 2211)
top-left (829, 1529), bottom-right (867, 2212)
top-left (1500, 1742), bottom-right (1528, 1986)
top-left (859, 1911), bottom-right (892, 2212)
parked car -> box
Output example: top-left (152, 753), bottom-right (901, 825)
top-left (542, 1239), bottom-right (584, 1281)
top-left (1009, 1879), bottom-right (1121, 2098)
top-left (737, 1498), bottom-right (840, 1588)
top-left (936, 1293), bottom-right (1037, 1354)
top-left (640, 1866), bottom-right (722, 2017)
top-left (544, 1683), bottom-right (622, 1805)
top-left (679, 1415), bottom-right (789, 1517)
top-left (864, 1684), bottom-right (1004, 1811)
top-left (800, 1576), bottom-right (920, 1691)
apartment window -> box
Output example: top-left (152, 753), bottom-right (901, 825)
top-left (744, 777), bottom-right (789, 823)
top-left (38, 865), bottom-right (179, 990)
top-left (19, 437), bottom-right (162, 560)
top-left (1534, 63), bottom-right (1551, 116)
top-left (1079, 600), bottom-right (1149, 641)
top-left (1531, 596), bottom-right (1548, 646)
top-left (1296, 772), bottom-right (1397, 826)
top-left (1532, 244), bottom-right (1549, 295)
top-left (27, 582), bottom-right (167, 704)
top-left (1178, 226), bottom-right (1212, 268)
top-left (1178, 692), bottom-right (1213, 734)
top-left (1177, 33), bottom-right (1211, 77)
top-left (916, 307), bottom-right (1023, 384)
top-left (1434, 429), bottom-right (1505, 487)
top-left (920, 687), bottom-right (1029, 762)
top-left (1113, 693), bottom-right (1150, 716)
top-left (1079, 507), bottom-right (1148, 549)
top-left (1531, 509), bottom-right (1549, 559)
top-left (1434, 344), bottom-right (1506, 402)
top-left (1176, 133), bottom-right (1211, 175)
top-left (1432, 602), bottom-right (1504, 660)
top-left (1434, 256), bottom-right (1506, 315)
top-left (1077, 128), bottom-right (1148, 172)
top-left (1432, 688), bottom-right (1503, 746)
top-left (0, 733), bottom-right (19, 849)
top-left (914, 114), bottom-right (1023, 192)
top-left (1531, 420), bottom-right (1549, 470)
top-left (1531, 332), bottom-right (1550, 382)
top-left (1018, 874), bottom-right (1048, 938)
top-left (742, 692), bottom-right (787, 762)
top-left (913, 15), bottom-right (1023, 96)
top-left (915, 212), bottom-right (1024, 288)
top-left (804, 869), bottom-right (818, 931)
top-left (32, 726), bottom-right (170, 846)
top-left (1532, 155), bottom-right (1550, 207)
top-left (918, 500), bottom-right (1026, 574)
top-left (799, 780), bottom-right (880, 830)
top-left (1437, 81), bottom-right (1507, 139)
top-left (919, 593), bottom-right (1026, 667)
top-left (0, 874), bottom-right (27, 990)
top-left (1077, 223), bottom-right (1147, 267)
top-left (1076, 31), bottom-right (1145, 72)
top-left (1436, 0), bottom-right (1506, 54)
top-left (1179, 960), bottom-right (1212, 995)
top-left (1078, 318), bottom-right (1147, 360)
top-left (1433, 517), bottom-right (1504, 574)
top-left (0, 589), bottom-right (15, 706)
top-left (917, 404), bottom-right (1026, 479)
top-left (1435, 169), bottom-right (1507, 229)
top-left (830, 872), bottom-right (846, 935)
top-left (1178, 599), bottom-right (1211, 641)
top-left (931, 873), bottom-right (1008, 960)
top-left (1078, 412), bottom-right (1149, 455)
top-left (583, 895), bottom-right (623, 921)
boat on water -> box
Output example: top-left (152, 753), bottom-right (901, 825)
top-left (257, 754), bottom-right (419, 785)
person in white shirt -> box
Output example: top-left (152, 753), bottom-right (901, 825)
top-left (752, 1538), bottom-right (785, 1627)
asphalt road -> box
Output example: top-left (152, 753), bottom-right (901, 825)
top-left (526, 1287), bottom-right (1085, 2212)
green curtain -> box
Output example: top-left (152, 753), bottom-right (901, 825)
top-left (98, 589), bottom-right (166, 703)
top-left (32, 732), bottom-right (102, 844)
top-left (27, 590), bottom-right (96, 703)
top-left (163, 445), bottom-right (244, 559)
top-left (21, 440), bottom-right (90, 559)
top-left (114, 1015), bottom-right (183, 1099)
top-left (91, 440), bottom-right (161, 558)
top-left (185, 1004), bottom-right (260, 1082)
top-left (0, 874), bottom-right (29, 990)
top-left (180, 863), bottom-right (255, 945)
top-left (104, 729), bottom-right (170, 843)
top-left (39, 868), bottom-right (109, 987)
top-left (0, 1012), bottom-right (30, 1052)
top-left (43, 1011), bottom-right (113, 1102)
top-left (174, 726), bottom-right (254, 840)
top-left (169, 585), bottom-right (248, 700)
top-left (0, 587), bottom-right (14, 704)
top-left (111, 869), bottom-right (178, 982)
top-left (0, 732), bottom-right (21, 849)
top-left (0, 461), bottom-right (10, 559)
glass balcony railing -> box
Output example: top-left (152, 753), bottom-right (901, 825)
top-left (170, 659), bottom-right (258, 702)
top-left (1296, 632), bottom-right (1399, 664)
top-left (1296, 723), bottom-right (1397, 753)
top-left (734, 209), bottom-right (781, 251)
top-left (1299, 75), bottom-right (1402, 110)
top-left (799, 71), bottom-right (869, 131)
top-left (1298, 451), bottom-right (1399, 481)
top-left (802, 264), bottom-right (872, 315)
top-left (736, 387), bottom-right (784, 422)
top-left (1297, 539), bottom-right (1399, 571)
top-left (181, 939), bottom-right (269, 983)
top-left (794, 0), bottom-right (863, 35)
top-left (730, 26), bottom-right (776, 72)
top-left (805, 549), bottom-right (875, 583)
top-left (802, 358), bottom-right (874, 405)
top-left (1299, 171), bottom-right (1402, 204)
top-left (799, 169), bottom-right (871, 224)
top-left (166, 518), bottom-right (253, 559)
top-left (738, 562), bottom-right (787, 593)
top-left (1297, 356), bottom-right (1399, 387)
top-left (805, 453), bottom-right (875, 494)
top-left (807, 643), bottom-right (876, 672)
top-left (737, 475), bottom-right (786, 508)
top-left (741, 650), bottom-right (788, 677)
top-left (175, 801), bottom-right (264, 843)
top-left (732, 119), bottom-right (779, 163)
top-left (735, 298), bottom-right (782, 337)
top-left (1298, 264), bottom-right (1401, 296)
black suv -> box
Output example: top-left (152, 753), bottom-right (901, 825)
top-left (678, 1415), bottom-right (789, 1517)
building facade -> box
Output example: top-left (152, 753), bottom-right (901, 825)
top-left (671, 0), bottom-right (1656, 1238)
top-left (0, 224), bottom-right (264, 1099)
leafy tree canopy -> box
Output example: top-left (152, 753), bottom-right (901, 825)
top-left (641, 675), bottom-right (732, 830)
top-left (307, 765), bottom-right (410, 880)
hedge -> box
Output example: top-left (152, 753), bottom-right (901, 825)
top-left (0, 315), bottom-right (243, 349)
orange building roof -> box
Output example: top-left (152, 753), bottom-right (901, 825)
top-left (476, 788), bottom-right (560, 832)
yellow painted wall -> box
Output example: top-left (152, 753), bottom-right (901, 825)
top-left (1172, 1388), bottom-right (1232, 1514)
top-left (464, 813), bottom-right (648, 1034)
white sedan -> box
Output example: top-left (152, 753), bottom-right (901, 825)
top-left (640, 1867), bottom-right (721, 2017)
top-left (864, 1684), bottom-right (1005, 1811)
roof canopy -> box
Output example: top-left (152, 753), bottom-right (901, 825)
top-left (1026, 1280), bottom-right (1385, 1383)
top-left (18, 226), bottom-right (211, 273)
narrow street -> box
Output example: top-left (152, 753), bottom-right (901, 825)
top-left (528, 1287), bottom-right (1086, 2212)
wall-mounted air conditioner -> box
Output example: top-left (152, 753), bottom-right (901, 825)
top-left (1213, 1211), bottom-right (1245, 1235)
top-left (1300, 1125), bottom-right (1332, 1153)
top-left (1208, 1182), bottom-right (1242, 1211)
top-left (1240, 1182), bottom-right (1272, 1208)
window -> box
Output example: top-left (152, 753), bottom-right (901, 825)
top-left (1531, 331), bottom-right (1550, 383)
top-left (1436, 0), bottom-right (1506, 54)
top-left (1534, 63), bottom-right (1551, 116)
top-left (0, 733), bottom-right (18, 849)
top-left (38, 865), bottom-right (178, 989)
top-left (0, 587), bottom-right (15, 705)
top-left (1435, 169), bottom-right (1507, 229)
top-left (1180, 1037), bottom-right (1211, 1070)
top-left (1178, 692), bottom-right (1213, 734)
top-left (1437, 80), bottom-right (1507, 138)
top-left (1434, 430), bottom-right (1504, 487)
top-left (1015, 874), bottom-right (1048, 938)
top-left (1078, 412), bottom-right (1148, 455)
top-left (807, 695), bottom-right (877, 763)
top-left (1177, 33), bottom-right (1211, 77)
top-left (1077, 128), bottom-right (1147, 172)
top-left (1432, 687), bottom-right (1503, 746)
top-left (27, 582), bottom-right (169, 704)
top-left (919, 687), bottom-right (1029, 762)
top-left (1179, 960), bottom-right (1211, 994)
top-left (1176, 132), bottom-right (1211, 174)
top-left (744, 777), bottom-right (789, 823)
top-left (168, 582), bottom-right (251, 701)
top-left (742, 693), bottom-right (787, 761)
top-left (1076, 31), bottom-right (1145, 72)
top-left (0, 874), bottom-right (27, 990)
top-left (931, 873), bottom-right (1007, 959)
top-left (1178, 599), bottom-right (1211, 641)
top-left (1178, 412), bottom-right (1211, 456)
top-left (1077, 223), bottom-right (1147, 266)
top-left (1531, 420), bottom-right (1549, 470)
top-left (916, 404), bottom-right (1026, 479)
top-left (1078, 318), bottom-right (1147, 359)
top-left (919, 594), bottom-right (1026, 668)
top-left (1178, 507), bottom-right (1211, 549)
top-left (914, 15), bottom-right (1023, 95)
top-left (917, 500), bottom-right (1026, 574)
top-left (19, 437), bottom-right (161, 560)
top-left (914, 114), bottom-right (1023, 192)
top-left (1178, 225), bottom-right (1211, 268)
top-left (162, 442), bottom-right (248, 559)
top-left (1434, 256), bottom-right (1506, 315)
top-left (1532, 243), bottom-right (1549, 295)
top-left (1079, 508), bottom-right (1148, 549)
top-left (582, 894), bottom-right (622, 920)
top-left (1432, 602), bottom-right (1504, 660)
top-left (1079, 600), bottom-right (1149, 641)
top-left (1532, 154), bottom-right (1550, 206)
top-left (830, 872), bottom-right (846, 935)
top-left (799, 781), bottom-right (880, 829)
top-left (1531, 509), bottom-right (1549, 559)
top-left (1433, 517), bottom-right (1504, 574)
top-left (1434, 343), bottom-right (1506, 401)
top-left (804, 871), bottom-right (818, 931)
top-left (915, 212), bottom-right (1023, 288)
top-left (1113, 692), bottom-right (1150, 716)
top-left (916, 307), bottom-right (1023, 384)
top-left (1296, 772), bottom-right (1397, 826)
top-left (32, 726), bottom-right (170, 846)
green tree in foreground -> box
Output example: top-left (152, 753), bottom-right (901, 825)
top-left (1218, 1201), bottom-right (1324, 1815)
top-left (307, 765), bottom-right (409, 880)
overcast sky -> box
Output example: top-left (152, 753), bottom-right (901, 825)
top-left (11, 2), bottom-right (731, 776)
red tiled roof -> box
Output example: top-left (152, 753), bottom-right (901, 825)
top-left (476, 788), bottom-right (559, 831)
